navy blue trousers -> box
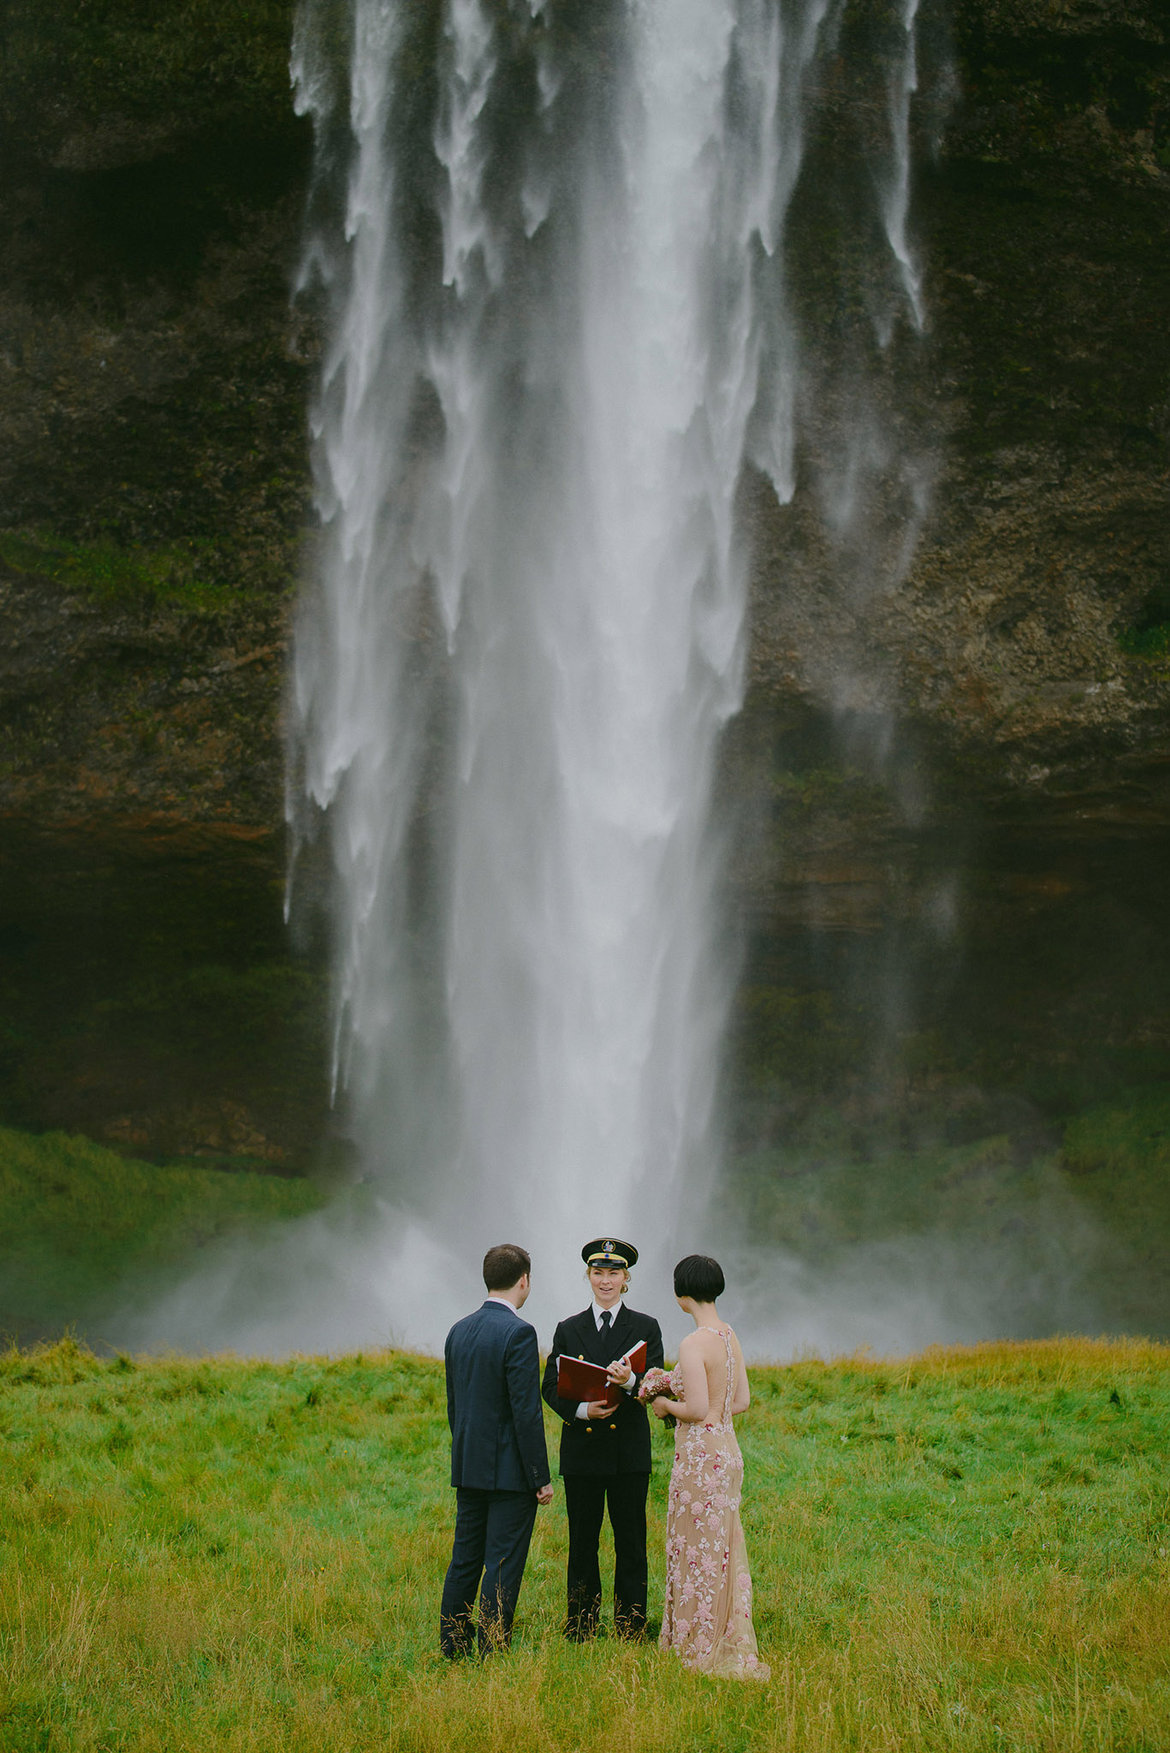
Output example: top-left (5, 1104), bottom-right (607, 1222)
top-left (439, 1487), bottom-right (538, 1657)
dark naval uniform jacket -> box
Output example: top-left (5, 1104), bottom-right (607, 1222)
top-left (541, 1304), bottom-right (664, 1476)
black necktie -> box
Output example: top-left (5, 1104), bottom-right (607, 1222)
top-left (600, 1310), bottom-right (611, 1332)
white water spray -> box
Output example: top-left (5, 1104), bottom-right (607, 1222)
top-left (881, 0), bottom-right (924, 333)
top-left (280, 0), bottom-right (936, 1348)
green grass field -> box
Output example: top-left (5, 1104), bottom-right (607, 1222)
top-left (2, 1336), bottom-right (1167, 1752)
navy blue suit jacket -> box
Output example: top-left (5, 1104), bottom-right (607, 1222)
top-left (445, 1299), bottom-right (551, 1493)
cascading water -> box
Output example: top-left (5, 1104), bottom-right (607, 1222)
top-left (282, 0), bottom-right (935, 1345)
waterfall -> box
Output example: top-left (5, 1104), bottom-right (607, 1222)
top-left (288, 0), bottom-right (933, 1340)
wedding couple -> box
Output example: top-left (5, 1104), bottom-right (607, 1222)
top-left (439, 1237), bottom-right (769, 1681)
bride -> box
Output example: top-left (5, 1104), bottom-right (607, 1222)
top-left (647, 1254), bottom-right (770, 1681)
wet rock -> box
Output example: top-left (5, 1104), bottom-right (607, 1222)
top-left (0, 561), bottom-right (288, 827)
top-left (0, 0), bottom-right (1166, 833)
top-left (0, 0), bottom-right (1167, 1167)
top-left (102, 1098), bottom-right (290, 1167)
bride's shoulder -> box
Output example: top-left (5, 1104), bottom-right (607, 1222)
top-left (679, 1326), bottom-right (719, 1352)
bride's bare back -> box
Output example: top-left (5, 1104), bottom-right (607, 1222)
top-left (674, 1322), bottom-right (750, 1425)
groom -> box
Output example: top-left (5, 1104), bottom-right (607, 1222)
top-left (440, 1243), bottom-right (553, 1658)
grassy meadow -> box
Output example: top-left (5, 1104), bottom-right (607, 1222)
top-left (2, 1336), bottom-right (1168, 1752)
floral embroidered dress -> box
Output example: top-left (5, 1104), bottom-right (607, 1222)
top-left (659, 1326), bottom-right (769, 1681)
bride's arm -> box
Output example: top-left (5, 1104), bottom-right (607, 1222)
top-left (656, 1334), bottom-right (710, 1425)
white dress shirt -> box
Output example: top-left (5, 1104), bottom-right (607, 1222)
top-left (575, 1300), bottom-right (636, 1420)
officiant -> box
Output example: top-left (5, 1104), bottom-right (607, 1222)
top-left (541, 1237), bottom-right (665, 1640)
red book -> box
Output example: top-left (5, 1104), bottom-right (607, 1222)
top-left (556, 1339), bottom-right (648, 1408)
top-left (623, 1339), bottom-right (648, 1376)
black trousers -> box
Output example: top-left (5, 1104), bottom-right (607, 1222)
top-left (563, 1471), bottom-right (650, 1637)
top-left (439, 1487), bottom-right (538, 1657)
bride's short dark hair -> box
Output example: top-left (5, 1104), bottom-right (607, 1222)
top-left (673, 1254), bottom-right (725, 1301)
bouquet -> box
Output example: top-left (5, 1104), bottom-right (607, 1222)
top-left (638, 1367), bottom-right (678, 1429)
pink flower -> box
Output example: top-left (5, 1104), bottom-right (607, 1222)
top-left (637, 1368), bottom-right (677, 1404)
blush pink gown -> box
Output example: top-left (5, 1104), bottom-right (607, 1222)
top-left (659, 1326), bottom-right (770, 1680)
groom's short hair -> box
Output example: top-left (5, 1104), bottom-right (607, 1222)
top-left (483, 1243), bottom-right (531, 1291)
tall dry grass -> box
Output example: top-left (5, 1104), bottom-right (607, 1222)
top-left (1, 1336), bottom-right (1168, 1751)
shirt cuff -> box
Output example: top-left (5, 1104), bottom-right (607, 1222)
top-left (576, 1401), bottom-right (590, 1420)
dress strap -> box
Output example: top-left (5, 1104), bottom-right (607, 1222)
top-left (694, 1324), bottom-right (736, 1422)
top-left (721, 1328), bottom-right (735, 1422)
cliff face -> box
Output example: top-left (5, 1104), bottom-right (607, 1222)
top-left (744, 0), bottom-right (1170, 822)
top-left (0, 0), bottom-right (310, 828)
top-left (0, 0), bottom-right (1166, 830)
top-left (0, 0), bottom-right (1167, 1161)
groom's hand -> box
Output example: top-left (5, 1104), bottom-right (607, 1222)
top-left (536, 1483), bottom-right (554, 1506)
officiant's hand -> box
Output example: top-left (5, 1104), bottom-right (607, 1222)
top-left (606, 1358), bottom-right (633, 1387)
top-left (585, 1398), bottom-right (613, 1420)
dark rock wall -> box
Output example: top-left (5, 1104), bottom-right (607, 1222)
top-left (1, 0), bottom-right (1166, 829)
top-left (0, 0), bottom-right (311, 828)
top-left (744, 0), bottom-right (1170, 820)
top-left (0, 0), bottom-right (1167, 1162)
top-left (896, 3), bottom-right (1170, 810)
top-left (0, 2), bottom-right (322, 1156)
top-left (1, 0), bottom-right (1166, 833)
